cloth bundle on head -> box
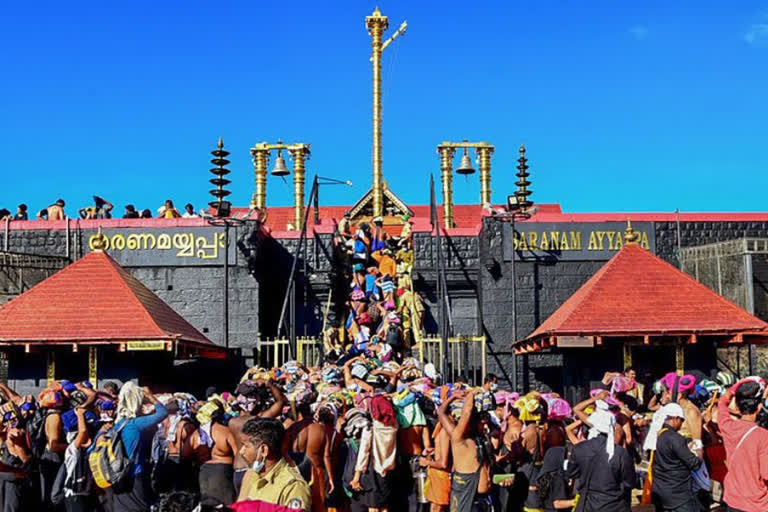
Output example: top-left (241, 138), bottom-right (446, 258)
top-left (587, 400), bottom-right (616, 460)
top-left (395, 400), bottom-right (427, 428)
top-left (241, 366), bottom-right (271, 384)
top-left (19, 395), bottom-right (36, 413)
top-left (117, 382), bottom-right (144, 420)
top-left (494, 391), bottom-right (521, 431)
top-left (314, 401), bottom-right (339, 424)
top-left (322, 366), bottom-right (343, 385)
top-left (660, 372), bottom-right (697, 400)
top-left (288, 381), bottom-right (317, 408)
top-left (38, 386), bottom-right (64, 409)
top-left (351, 363), bottom-right (368, 381)
top-left (733, 376), bottom-right (767, 397)
top-left (0, 401), bottom-right (20, 425)
top-left (643, 402), bottom-right (686, 452)
top-left (62, 409), bottom-right (98, 433)
top-left (588, 389), bottom-right (621, 408)
top-left (715, 371), bottom-right (735, 387)
top-left (515, 393), bottom-right (543, 423)
top-left (610, 376), bottom-right (636, 395)
top-left (474, 391), bottom-right (496, 413)
top-left (547, 397), bottom-right (572, 421)
top-left (424, 363), bottom-right (440, 384)
top-left (343, 408), bottom-right (371, 438)
top-left (700, 379), bottom-right (724, 396)
top-left (400, 358), bottom-right (422, 381)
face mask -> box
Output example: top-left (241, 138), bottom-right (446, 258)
top-left (250, 446), bottom-right (266, 473)
top-left (490, 383), bottom-right (498, 393)
top-left (251, 456), bottom-right (265, 473)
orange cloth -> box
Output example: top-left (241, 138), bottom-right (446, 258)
top-left (425, 466), bottom-right (451, 506)
top-left (372, 252), bottom-right (396, 277)
top-left (310, 465), bottom-right (326, 512)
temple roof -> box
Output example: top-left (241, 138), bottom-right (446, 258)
top-left (0, 250), bottom-right (222, 355)
top-left (515, 243), bottom-right (768, 353)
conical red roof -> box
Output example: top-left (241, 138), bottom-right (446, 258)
top-left (0, 251), bottom-right (216, 349)
top-left (519, 243), bottom-right (768, 347)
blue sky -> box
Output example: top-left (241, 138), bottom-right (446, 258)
top-left (2, 1), bottom-right (767, 215)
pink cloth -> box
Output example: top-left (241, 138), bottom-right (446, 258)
top-left (231, 500), bottom-right (297, 512)
top-left (660, 372), bottom-right (696, 395)
top-left (547, 397), bottom-right (572, 420)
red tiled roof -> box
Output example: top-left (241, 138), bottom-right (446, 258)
top-left (0, 251), bottom-right (218, 351)
top-left (518, 243), bottom-right (768, 349)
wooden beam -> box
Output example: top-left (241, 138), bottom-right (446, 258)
top-left (675, 344), bottom-right (684, 376)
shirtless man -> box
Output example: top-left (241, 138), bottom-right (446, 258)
top-left (157, 399), bottom-right (198, 493)
top-left (422, 398), bottom-right (454, 512)
top-left (198, 401), bottom-right (238, 505)
top-left (282, 397), bottom-right (332, 512)
top-left (438, 389), bottom-right (493, 512)
top-left (37, 199), bottom-right (66, 220)
top-left (41, 394), bottom-right (67, 510)
top-left (229, 379), bottom-right (286, 495)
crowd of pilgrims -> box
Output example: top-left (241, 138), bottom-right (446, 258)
top-left (2, 361), bottom-right (768, 512)
top-left (1, 215), bottom-right (768, 512)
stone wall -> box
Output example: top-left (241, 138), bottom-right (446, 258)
top-left (6, 218), bottom-right (768, 395)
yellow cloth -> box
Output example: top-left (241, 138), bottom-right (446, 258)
top-left (238, 457), bottom-right (312, 509)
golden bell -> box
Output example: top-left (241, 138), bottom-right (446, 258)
top-left (456, 148), bottom-right (476, 175)
top-left (271, 150), bottom-right (290, 177)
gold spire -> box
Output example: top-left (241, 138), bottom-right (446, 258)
top-left (92, 227), bottom-right (107, 252)
top-left (624, 219), bottom-right (640, 245)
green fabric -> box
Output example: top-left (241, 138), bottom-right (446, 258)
top-left (395, 401), bottom-right (426, 428)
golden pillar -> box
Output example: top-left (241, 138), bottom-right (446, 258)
top-left (623, 343), bottom-right (632, 370)
top-left (46, 351), bottom-right (55, 386)
top-left (366, 8), bottom-right (388, 218)
top-left (439, 147), bottom-right (455, 229)
top-left (88, 346), bottom-right (98, 388)
top-left (675, 343), bottom-right (685, 376)
top-left (478, 146), bottom-right (493, 207)
top-left (290, 147), bottom-right (308, 230)
top-left (0, 352), bottom-right (7, 385)
top-left (251, 147), bottom-right (269, 210)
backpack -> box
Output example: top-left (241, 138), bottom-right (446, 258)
top-left (88, 421), bottom-right (132, 489)
top-left (25, 409), bottom-right (50, 460)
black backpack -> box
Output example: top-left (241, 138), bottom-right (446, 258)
top-left (25, 409), bottom-right (49, 460)
top-left (386, 325), bottom-right (401, 348)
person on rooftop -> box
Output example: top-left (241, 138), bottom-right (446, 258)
top-left (140, 209), bottom-right (152, 218)
top-left (182, 203), bottom-right (200, 218)
top-left (123, 204), bottom-right (140, 219)
top-left (0, 209), bottom-right (11, 221)
top-left (14, 204), bottom-right (28, 221)
top-left (157, 200), bottom-right (181, 219)
top-left (37, 199), bottom-right (66, 220)
top-left (79, 196), bottom-right (114, 220)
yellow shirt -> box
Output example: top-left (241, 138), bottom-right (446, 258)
top-left (238, 457), bottom-right (312, 510)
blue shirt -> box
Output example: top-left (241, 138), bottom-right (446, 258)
top-left (114, 403), bottom-right (168, 475)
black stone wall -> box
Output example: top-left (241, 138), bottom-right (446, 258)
top-left (6, 218), bottom-right (768, 395)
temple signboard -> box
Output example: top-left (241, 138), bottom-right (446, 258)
top-left (502, 222), bottom-right (655, 261)
top-left (86, 227), bottom-right (237, 266)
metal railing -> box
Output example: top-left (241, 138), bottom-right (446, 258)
top-left (255, 334), bottom-right (486, 385)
